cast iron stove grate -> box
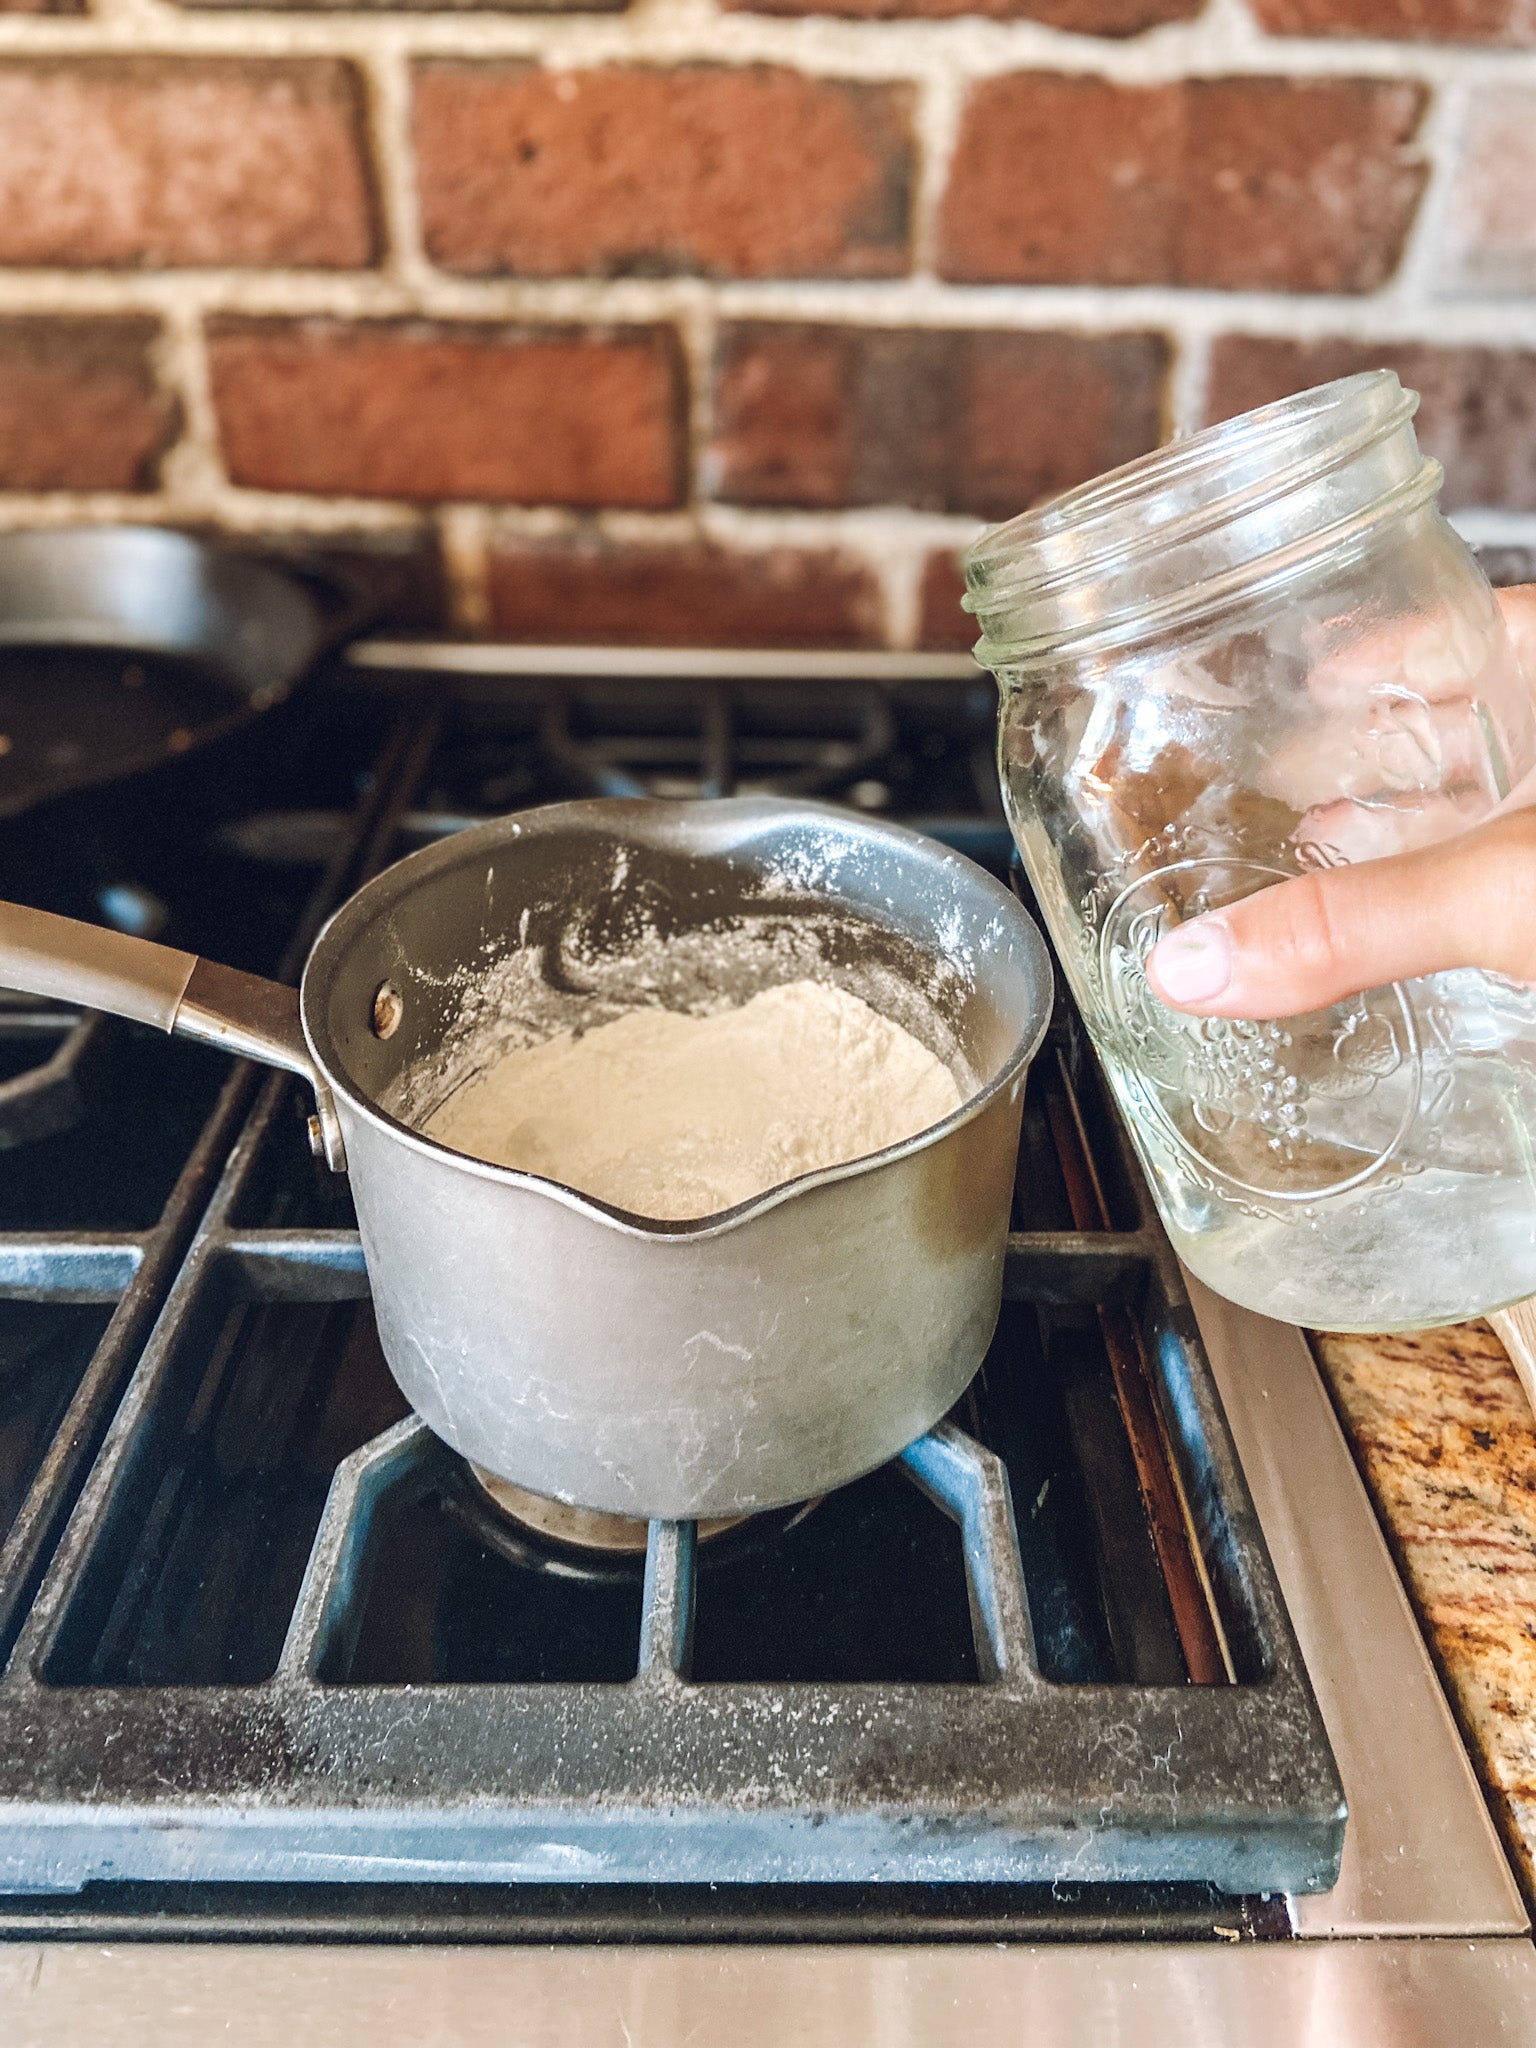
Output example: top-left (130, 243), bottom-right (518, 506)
top-left (0, 653), bottom-right (1343, 1937)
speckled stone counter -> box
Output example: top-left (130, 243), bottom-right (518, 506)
top-left (1311, 1321), bottom-right (1536, 1902)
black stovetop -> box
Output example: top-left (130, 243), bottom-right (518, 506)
top-left (0, 651), bottom-right (1339, 1941)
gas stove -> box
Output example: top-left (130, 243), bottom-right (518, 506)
top-left (0, 638), bottom-right (1532, 2040)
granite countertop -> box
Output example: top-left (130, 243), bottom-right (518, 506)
top-left (1311, 1321), bottom-right (1536, 1903)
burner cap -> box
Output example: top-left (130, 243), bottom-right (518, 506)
top-left (466, 1464), bottom-right (748, 1555)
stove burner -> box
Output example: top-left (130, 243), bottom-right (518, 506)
top-left (452, 1459), bottom-right (823, 1587)
top-left (466, 1462), bottom-right (749, 1555)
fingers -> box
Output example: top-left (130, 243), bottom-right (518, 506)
top-left (1293, 780), bottom-right (1497, 865)
top-left (1140, 585), bottom-right (1536, 1017)
top-left (1261, 694), bottom-right (1498, 819)
top-left (1303, 582), bottom-right (1532, 709)
top-left (1304, 603), bottom-right (1493, 709)
top-left (1145, 805), bottom-right (1536, 1018)
top-left (1254, 584), bottom-right (1536, 860)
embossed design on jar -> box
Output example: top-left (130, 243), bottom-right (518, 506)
top-left (1099, 857), bottom-right (1422, 1203)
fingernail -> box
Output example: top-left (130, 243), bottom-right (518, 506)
top-left (1148, 917), bottom-right (1233, 1006)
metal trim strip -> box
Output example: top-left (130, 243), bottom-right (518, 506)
top-left (7, 1936), bottom-right (1536, 2046)
top-left (345, 643), bottom-right (983, 684)
top-left (1187, 1276), bottom-right (1528, 1938)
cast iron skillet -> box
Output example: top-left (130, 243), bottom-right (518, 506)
top-left (0, 526), bottom-right (362, 820)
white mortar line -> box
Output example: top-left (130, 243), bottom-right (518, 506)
top-left (0, 489), bottom-right (1528, 550)
top-left (77, 0), bottom-right (164, 33)
top-left (874, 536), bottom-right (932, 649)
top-left (0, 489), bottom-right (422, 532)
top-left (910, 61), bottom-right (967, 280)
top-left (436, 503), bottom-right (494, 628)
top-left (150, 301), bottom-right (228, 510)
top-left (1166, 329), bottom-right (1212, 435)
top-left (6, 0), bottom-right (1536, 88)
top-left (1390, 65), bottom-right (1468, 306)
top-left (478, 503), bottom-right (594, 542)
top-left (671, 281), bottom-right (718, 510)
top-left (427, 497), bottom-right (986, 548)
top-left (696, 500), bottom-right (986, 549)
top-left (585, 507), bottom-right (694, 544)
top-left (5, 267), bottom-right (1536, 340)
top-left (362, 42), bottom-right (431, 289)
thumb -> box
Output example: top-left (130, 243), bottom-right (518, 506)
top-left (1145, 807), bottom-right (1536, 1019)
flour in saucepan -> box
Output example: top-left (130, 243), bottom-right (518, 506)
top-left (423, 978), bottom-right (963, 1220)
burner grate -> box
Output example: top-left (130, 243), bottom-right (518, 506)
top-left (0, 692), bottom-right (415, 1678)
top-left (0, 659), bottom-right (1344, 1917)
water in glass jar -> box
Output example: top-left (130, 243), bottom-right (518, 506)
top-left (1097, 1032), bottom-right (1536, 1334)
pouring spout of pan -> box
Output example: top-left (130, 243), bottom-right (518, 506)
top-left (0, 898), bottom-right (346, 1169)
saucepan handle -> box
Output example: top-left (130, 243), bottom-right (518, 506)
top-left (0, 899), bottom-right (347, 1169)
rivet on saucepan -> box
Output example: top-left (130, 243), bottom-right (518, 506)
top-left (371, 981), bottom-right (404, 1039)
top-left (306, 1115), bottom-right (325, 1159)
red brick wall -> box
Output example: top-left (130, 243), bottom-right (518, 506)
top-left (0, 0), bottom-right (1530, 647)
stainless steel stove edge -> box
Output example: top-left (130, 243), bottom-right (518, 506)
top-left (7, 1936), bottom-right (1536, 2046)
top-left (1185, 1278), bottom-right (1528, 1943)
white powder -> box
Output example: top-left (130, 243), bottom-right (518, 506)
top-left (424, 978), bottom-right (963, 1220)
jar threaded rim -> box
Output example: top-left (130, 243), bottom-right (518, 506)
top-left (963, 371), bottom-right (1438, 671)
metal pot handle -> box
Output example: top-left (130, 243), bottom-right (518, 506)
top-left (0, 899), bottom-right (347, 1169)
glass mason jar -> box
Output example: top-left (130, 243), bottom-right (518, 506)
top-left (964, 371), bottom-right (1536, 1332)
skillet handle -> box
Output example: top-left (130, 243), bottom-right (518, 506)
top-left (0, 900), bottom-right (347, 1169)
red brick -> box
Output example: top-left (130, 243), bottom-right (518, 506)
top-left (1253, 0), bottom-right (1534, 42)
top-left (229, 531), bottom-right (450, 629)
top-left (725, 0), bottom-right (1195, 30)
top-left (0, 60), bottom-right (376, 270)
top-left (208, 320), bottom-right (684, 507)
top-left (938, 75), bottom-right (1426, 293)
top-left (918, 550), bottom-right (976, 651)
top-left (487, 539), bottom-right (884, 646)
top-left (414, 64), bottom-right (912, 281)
top-left (1205, 337), bottom-right (1536, 513)
top-left (710, 325), bottom-right (1168, 521)
top-left (0, 319), bottom-right (178, 490)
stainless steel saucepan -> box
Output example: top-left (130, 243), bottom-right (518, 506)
top-left (0, 798), bottom-right (1052, 1519)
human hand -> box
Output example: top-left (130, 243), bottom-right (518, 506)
top-left (1146, 585), bottom-right (1536, 1020)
